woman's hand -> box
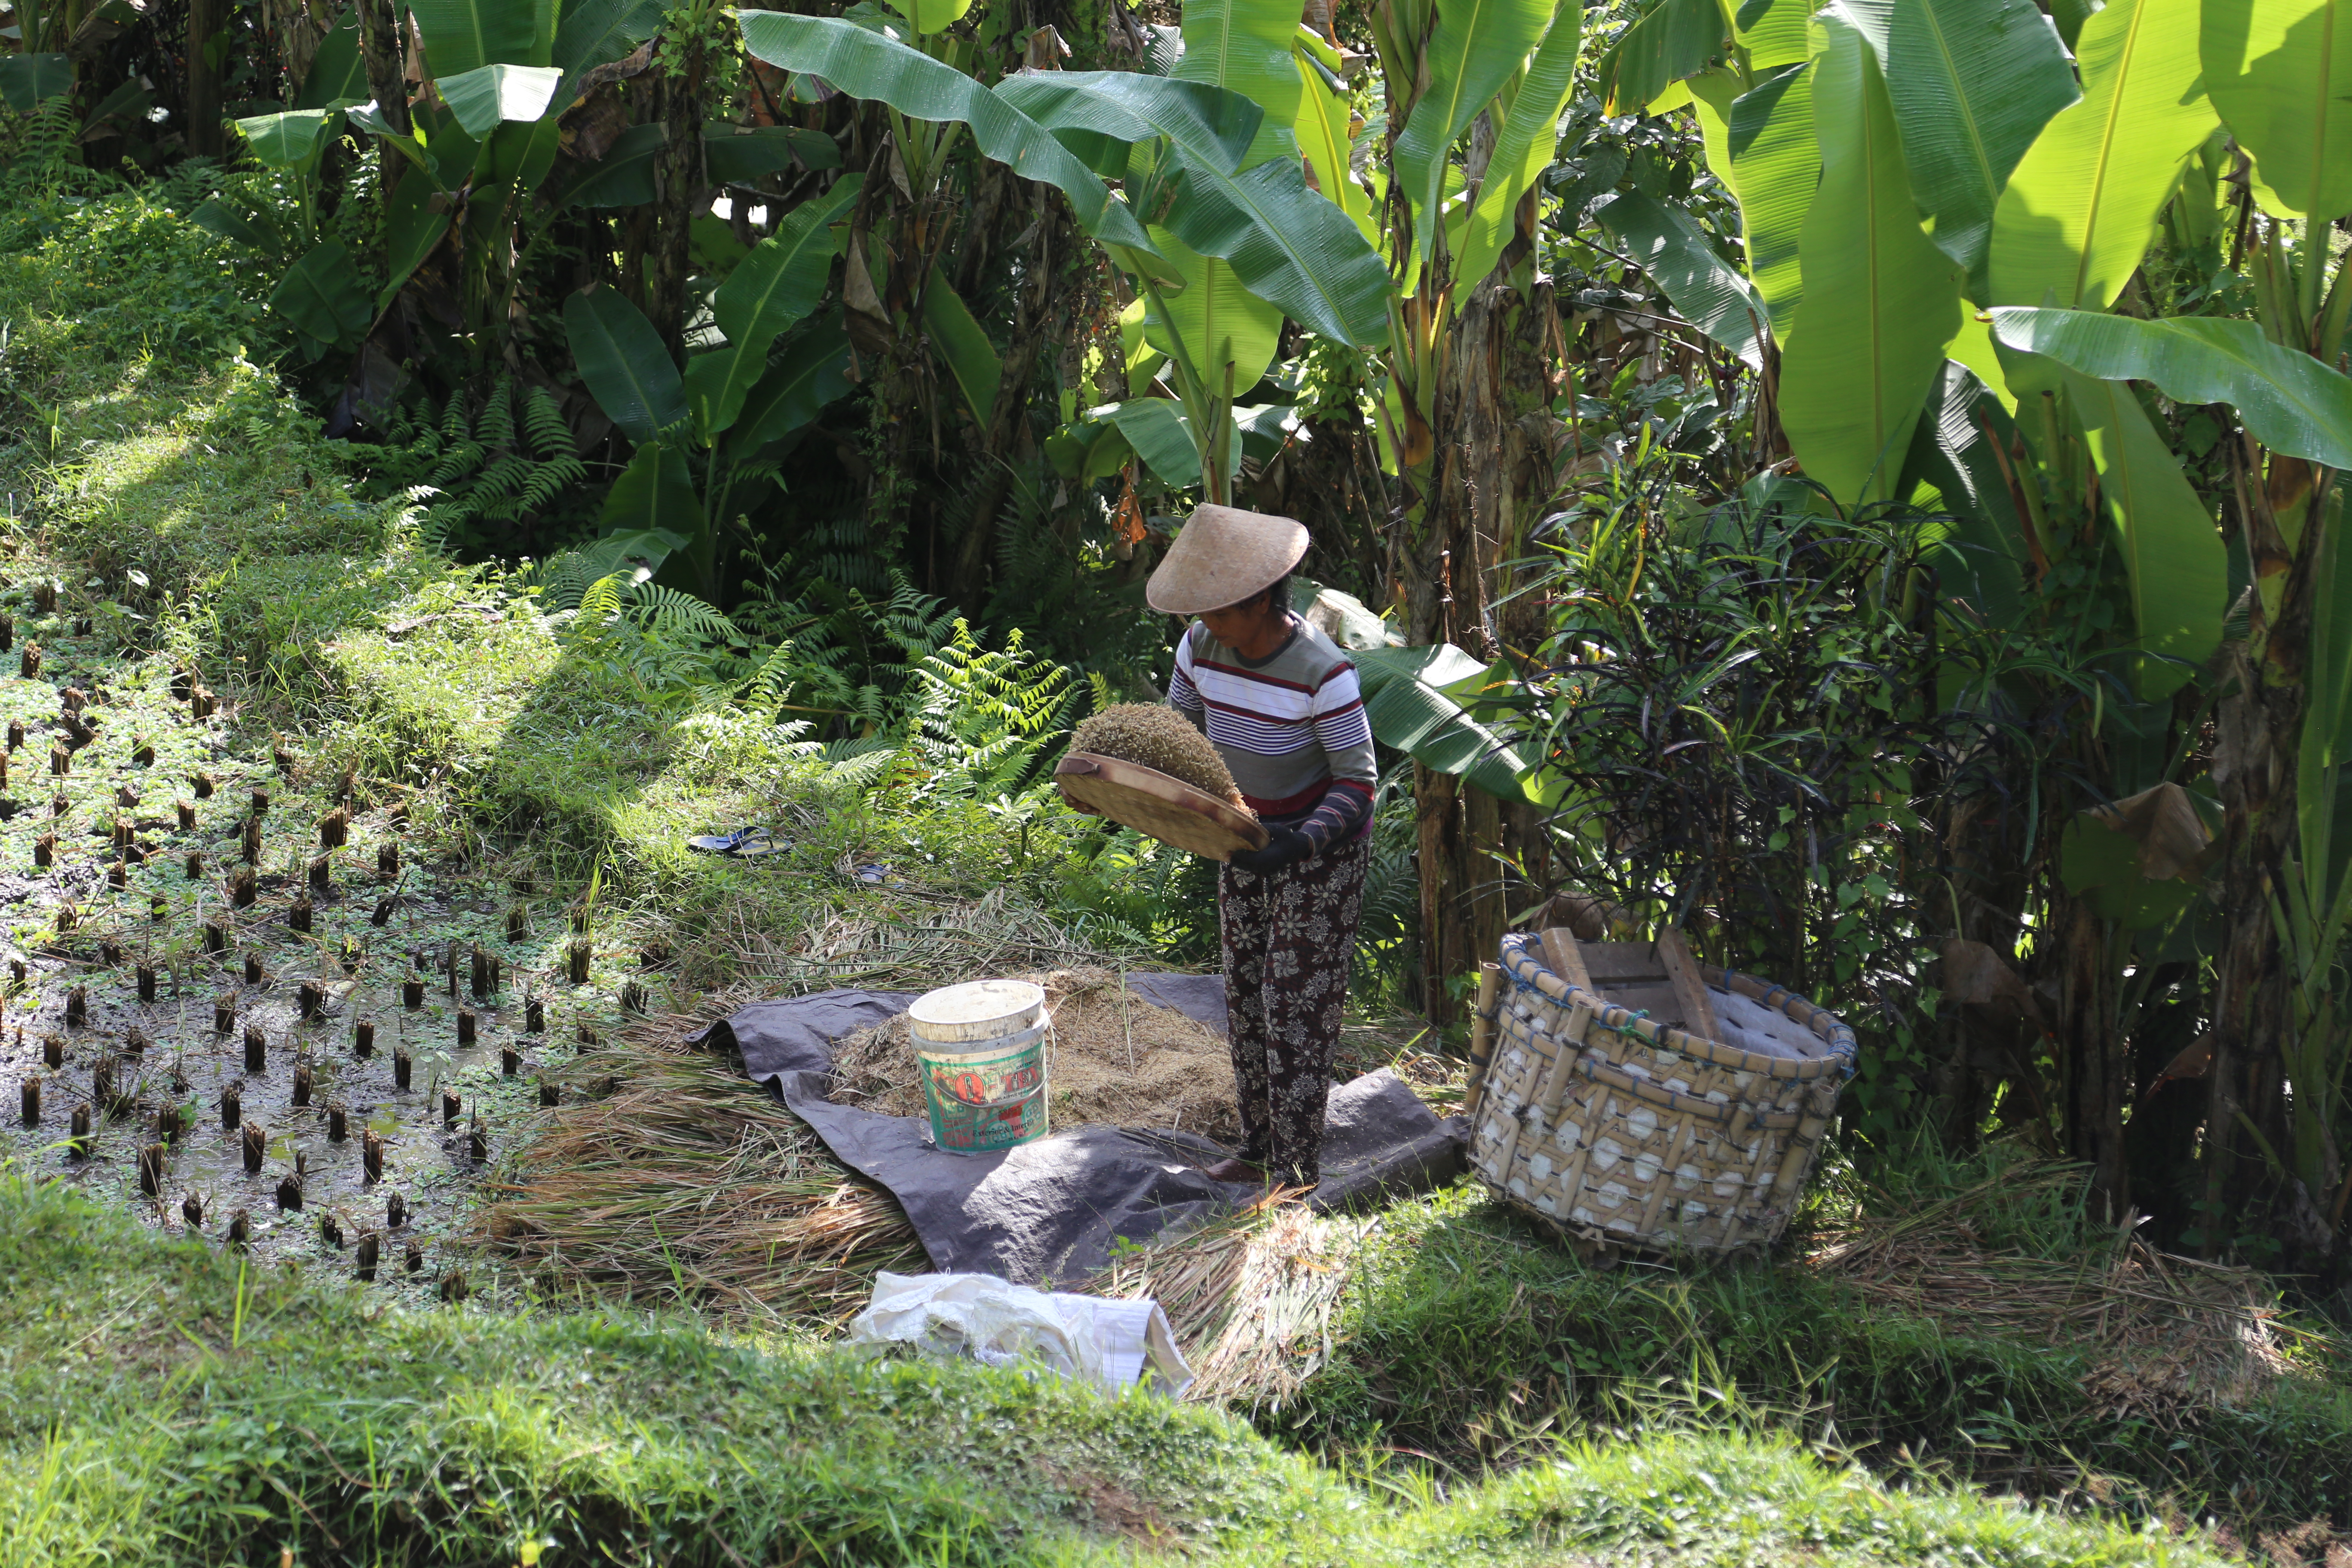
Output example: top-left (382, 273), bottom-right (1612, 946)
top-left (1057, 785), bottom-right (1102, 817)
top-left (1226, 827), bottom-right (1310, 872)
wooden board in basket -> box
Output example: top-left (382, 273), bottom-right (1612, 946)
top-left (1053, 752), bottom-right (1271, 861)
top-left (1463, 931), bottom-right (1856, 1254)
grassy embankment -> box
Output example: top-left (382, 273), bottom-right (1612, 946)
top-left (0, 1171), bottom-right (2262, 1567)
top-left (2, 168), bottom-right (2349, 1562)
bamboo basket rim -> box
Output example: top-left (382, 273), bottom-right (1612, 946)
top-left (1496, 933), bottom-right (1857, 1092)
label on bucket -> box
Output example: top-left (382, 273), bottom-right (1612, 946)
top-left (923, 1079), bottom-right (1047, 1153)
top-left (915, 1032), bottom-right (1049, 1154)
top-left (927, 1048), bottom-right (1042, 1108)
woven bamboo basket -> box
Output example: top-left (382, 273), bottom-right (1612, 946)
top-left (1464, 931), bottom-right (1856, 1253)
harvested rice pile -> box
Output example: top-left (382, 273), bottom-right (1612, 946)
top-left (830, 967), bottom-right (1242, 1141)
top-left (472, 1042), bottom-right (922, 1324)
top-left (1077, 1197), bottom-right (1367, 1409)
top-left (1070, 704), bottom-right (1253, 815)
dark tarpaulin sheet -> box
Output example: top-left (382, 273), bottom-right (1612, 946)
top-left (692, 979), bottom-right (1466, 1286)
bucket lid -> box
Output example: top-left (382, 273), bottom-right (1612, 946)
top-left (908, 979), bottom-right (1047, 1042)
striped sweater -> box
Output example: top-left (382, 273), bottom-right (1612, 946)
top-left (1168, 617), bottom-right (1377, 853)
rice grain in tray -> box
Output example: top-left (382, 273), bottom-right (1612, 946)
top-left (1069, 705), bottom-right (1253, 815)
top-left (830, 967), bottom-right (1241, 1142)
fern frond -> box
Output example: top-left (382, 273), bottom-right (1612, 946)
top-left (521, 388), bottom-right (575, 459)
top-left (634, 584), bottom-right (741, 644)
top-left (480, 374), bottom-right (518, 452)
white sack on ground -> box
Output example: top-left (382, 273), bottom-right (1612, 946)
top-left (848, 1270), bottom-right (1193, 1396)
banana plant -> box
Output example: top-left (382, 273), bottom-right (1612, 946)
top-left (0, 0), bottom-right (69, 113)
top-left (1368, 0), bottom-right (1580, 539)
top-left (1638, 0), bottom-right (2350, 1245)
top-left (1967, 0), bottom-right (2352, 1248)
top-left (564, 177), bottom-right (865, 598)
top-left (1354, 0), bottom-right (1580, 1024)
top-left (210, 0), bottom-right (665, 375)
top-left (741, 4), bottom-right (1390, 505)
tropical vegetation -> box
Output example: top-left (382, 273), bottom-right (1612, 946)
top-left (8, 0), bottom-right (2352, 1556)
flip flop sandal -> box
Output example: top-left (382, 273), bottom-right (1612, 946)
top-left (688, 825), bottom-right (773, 856)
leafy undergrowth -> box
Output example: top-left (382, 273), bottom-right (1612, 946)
top-left (0, 1174), bottom-right (2250, 1568)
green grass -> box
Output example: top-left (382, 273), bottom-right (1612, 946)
top-left (0, 1172), bottom-right (2255, 1567)
top-left (5, 344), bottom-right (1199, 999)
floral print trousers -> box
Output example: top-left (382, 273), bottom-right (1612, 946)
top-left (1218, 836), bottom-right (1370, 1187)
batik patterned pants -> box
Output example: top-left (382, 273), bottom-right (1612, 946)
top-left (1218, 836), bottom-right (1371, 1187)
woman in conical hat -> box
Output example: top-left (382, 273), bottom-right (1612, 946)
top-left (1148, 505), bottom-right (1378, 1190)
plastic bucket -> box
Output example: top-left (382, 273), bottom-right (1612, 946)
top-left (909, 984), bottom-right (1050, 1155)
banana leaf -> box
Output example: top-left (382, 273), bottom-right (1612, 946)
top-left (268, 242), bottom-right (372, 357)
top-left (1989, 307), bottom-right (2352, 470)
top-left (565, 288), bottom-right (689, 446)
top-left (1777, 16), bottom-right (1961, 507)
top-left (1355, 643), bottom-right (1550, 804)
top-left (737, 13), bottom-right (1168, 270)
top-left (704, 123), bottom-right (842, 182)
top-left (598, 443), bottom-right (705, 542)
top-left (0, 54), bottom-right (70, 111)
top-left (1726, 61), bottom-right (1814, 340)
top-left (296, 11), bottom-right (368, 110)
top-left (728, 317), bottom-right (856, 459)
top-left (1393, 0), bottom-right (1555, 264)
top-left (991, 71), bottom-right (1262, 174)
top-left (1452, 3), bottom-right (1582, 289)
top-left (2202, 0), bottom-right (2352, 221)
top-left (1597, 0), bottom-right (1727, 115)
top-left (1986, 0), bottom-right (2214, 309)
top-left (683, 176), bottom-right (863, 441)
top-left (407, 0), bottom-right (548, 77)
top-left (1834, 0), bottom-right (2078, 285)
top-left (1593, 189), bottom-right (1766, 369)
top-left (435, 63), bottom-right (564, 138)
top-left (922, 278), bottom-right (1004, 427)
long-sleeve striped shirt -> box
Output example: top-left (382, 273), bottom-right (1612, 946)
top-left (1168, 617), bottom-right (1377, 852)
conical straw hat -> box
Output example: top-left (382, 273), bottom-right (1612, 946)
top-left (1145, 504), bottom-right (1310, 616)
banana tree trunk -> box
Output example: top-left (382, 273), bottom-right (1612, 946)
top-left (355, 0), bottom-right (410, 228)
top-left (1406, 270), bottom-right (1560, 1024)
top-left (186, 0), bottom-right (226, 158)
top-left (2051, 889), bottom-right (2129, 1221)
top-left (646, 25), bottom-right (707, 366)
top-left (2208, 612), bottom-right (2328, 1262)
top-left (953, 184), bottom-right (1069, 585)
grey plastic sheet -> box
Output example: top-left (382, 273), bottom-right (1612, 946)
top-left (692, 980), bottom-right (1465, 1286)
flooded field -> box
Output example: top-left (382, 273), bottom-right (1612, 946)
top-left (0, 597), bottom-right (633, 1295)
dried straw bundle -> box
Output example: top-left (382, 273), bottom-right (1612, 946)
top-left (471, 1041), bottom-right (921, 1324)
top-left (830, 967), bottom-right (1241, 1140)
top-left (1809, 1160), bottom-right (2293, 1419)
top-left (1076, 1196), bottom-right (1369, 1410)
top-left (1180, 1207), bottom-right (1365, 1409)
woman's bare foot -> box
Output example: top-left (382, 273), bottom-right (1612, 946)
top-left (1201, 1157), bottom-right (1266, 1183)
